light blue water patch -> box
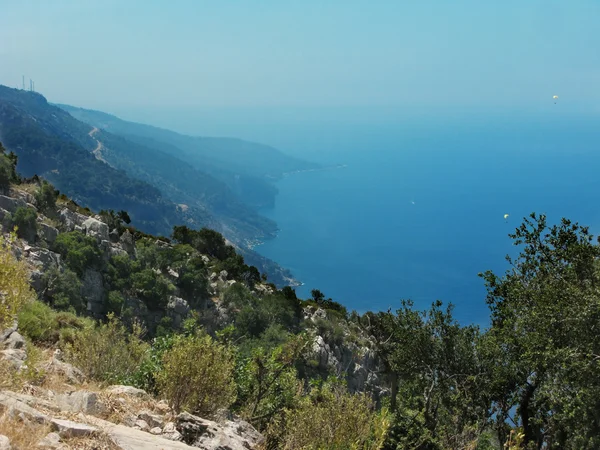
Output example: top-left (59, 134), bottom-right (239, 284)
top-left (255, 115), bottom-right (600, 327)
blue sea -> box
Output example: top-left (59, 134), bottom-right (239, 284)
top-left (122, 106), bottom-right (600, 327)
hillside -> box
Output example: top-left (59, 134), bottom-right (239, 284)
top-left (57, 104), bottom-right (319, 209)
top-left (2, 143), bottom-right (600, 448)
top-left (0, 86), bottom-right (296, 286)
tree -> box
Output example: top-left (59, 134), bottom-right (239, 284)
top-left (11, 207), bottom-right (37, 242)
top-left (34, 180), bottom-right (58, 213)
top-left (480, 213), bottom-right (600, 448)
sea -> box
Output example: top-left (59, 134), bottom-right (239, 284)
top-left (120, 105), bottom-right (600, 327)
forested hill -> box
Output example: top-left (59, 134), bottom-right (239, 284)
top-left (0, 86), bottom-right (298, 286)
top-left (57, 103), bottom-right (319, 209)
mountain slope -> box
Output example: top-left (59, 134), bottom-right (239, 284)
top-left (57, 104), bottom-right (318, 208)
top-left (0, 86), bottom-right (297, 286)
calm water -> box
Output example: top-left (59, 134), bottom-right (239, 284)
top-left (251, 113), bottom-right (600, 326)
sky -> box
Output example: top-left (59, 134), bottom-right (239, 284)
top-left (1, 0), bottom-right (599, 112)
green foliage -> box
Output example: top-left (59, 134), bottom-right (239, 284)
top-left (156, 331), bottom-right (236, 416)
top-left (34, 180), bottom-right (58, 213)
top-left (267, 380), bottom-right (391, 450)
top-left (479, 213), bottom-right (600, 448)
top-left (0, 232), bottom-right (34, 329)
top-left (53, 231), bottom-right (102, 276)
top-left (66, 314), bottom-right (148, 384)
top-left (172, 226), bottom-right (236, 260)
top-left (11, 206), bottom-right (37, 241)
top-left (17, 300), bottom-right (94, 346)
top-left (309, 289), bottom-right (348, 316)
top-left (43, 266), bottom-right (84, 313)
top-left (235, 336), bottom-right (307, 431)
top-left (131, 268), bottom-right (174, 310)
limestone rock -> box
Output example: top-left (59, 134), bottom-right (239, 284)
top-left (51, 418), bottom-right (97, 438)
top-left (82, 217), bottom-right (109, 242)
top-left (0, 195), bottom-right (26, 213)
top-left (27, 248), bottom-right (61, 271)
top-left (105, 385), bottom-right (149, 398)
top-left (82, 269), bottom-right (104, 315)
top-left (134, 419), bottom-right (150, 432)
top-left (176, 412), bottom-right (264, 450)
top-left (2, 331), bottom-right (25, 350)
top-left (58, 208), bottom-right (88, 231)
top-left (109, 228), bottom-right (120, 243)
top-left (45, 353), bottom-right (85, 384)
top-left (149, 427), bottom-right (162, 435)
top-left (39, 223), bottom-right (59, 245)
top-left (0, 435), bottom-right (10, 450)
top-left (0, 392), bottom-right (50, 423)
top-left (55, 391), bottom-right (103, 415)
top-left (162, 422), bottom-right (182, 441)
top-left (138, 411), bottom-right (164, 429)
top-left (119, 230), bottom-right (135, 255)
top-left (0, 349), bottom-right (27, 369)
top-left (36, 432), bottom-right (62, 449)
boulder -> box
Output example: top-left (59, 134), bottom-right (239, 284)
top-left (109, 228), bottom-right (120, 243)
top-left (138, 410), bottom-right (164, 429)
top-left (29, 270), bottom-right (45, 294)
top-left (134, 419), bottom-right (150, 432)
top-left (36, 432), bottom-right (61, 449)
top-left (0, 349), bottom-right (27, 369)
top-left (58, 208), bottom-right (88, 231)
top-left (105, 385), bottom-right (148, 398)
top-left (119, 230), bottom-right (135, 255)
top-left (39, 223), bottom-right (59, 244)
top-left (162, 422), bottom-right (182, 441)
top-left (167, 297), bottom-right (190, 328)
top-left (2, 331), bottom-right (25, 350)
top-left (45, 353), bottom-right (85, 384)
top-left (51, 418), bottom-right (97, 438)
top-left (149, 427), bottom-right (163, 435)
top-left (176, 412), bottom-right (264, 450)
top-left (0, 435), bottom-right (10, 450)
top-left (55, 391), bottom-right (103, 415)
top-left (82, 269), bottom-right (104, 315)
top-left (28, 248), bottom-right (60, 271)
top-left (0, 392), bottom-right (50, 423)
top-left (0, 195), bottom-right (26, 213)
top-left (82, 217), bottom-right (109, 242)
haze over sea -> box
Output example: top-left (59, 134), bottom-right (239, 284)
top-left (119, 106), bottom-right (600, 326)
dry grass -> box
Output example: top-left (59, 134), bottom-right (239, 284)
top-left (0, 410), bottom-right (52, 449)
top-left (96, 389), bottom-right (169, 425)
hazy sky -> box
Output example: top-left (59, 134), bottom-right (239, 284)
top-left (1, 0), bottom-right (599, 111)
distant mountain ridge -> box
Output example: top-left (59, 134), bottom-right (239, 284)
top-left (0, 86), bottom-right (310, 286)
top-left (57, 104), bottom-right (319, 209)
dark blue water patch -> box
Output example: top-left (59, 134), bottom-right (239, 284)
top-left (255, 115), bottom-right (600, 327)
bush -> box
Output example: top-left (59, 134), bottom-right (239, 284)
top-left (43, 266), bottom-right (84, 313)
top-left (269, 381), bottom-right (391, 450)
top-left (34, 180), bottom-right (58, 213)
top-left (66, 314), bottom-right (148, 384)
top-left (131, 268), bottom-right (174, 310)
top-left (53, 231), bottom-right (102, 276)
top-left (156, 331), bottom-right (236, 416)
top-left (0, 232), bottom-right (34, 329)
top-left (12, 206), bottom-right (37, 242)
top-left (18, 300), bottom-right (94, 346)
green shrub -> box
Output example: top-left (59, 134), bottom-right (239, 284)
top-left (34, 181), bottom-right (58, 213)
top-left (17, 300), bottom-right (94, 346)
top-left (268, 381), bottom-right (391, 450)
top-left (0, 232), bottom-right (34, 329)
top-left (156, 331), bottom-right (236, 416)
top-left (131, 268), bottom-right (174, 310)
top-left (43, 266), bottom-right (84, 313)
top-left (66, 314), bottom-right (148, 384)
top-left (12, 206), bottom-right (37, 242)
top-left (53, 231), bottom-right (103, 276)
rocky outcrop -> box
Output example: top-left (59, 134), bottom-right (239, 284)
top-left (176, 412), bottom-right (264, 450)
top-left (82, 217), bottom-right (109, 242)
top-left (38, 223), bottom-right (59, 245)
top-left (82, 268), bottom-right (105, 315)
top-left (55, 391), bottom-right (104, 415)
top-left (58, 208), bottom-right (89, 231)
top-left (0, 194), bottom-right (26, 213)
